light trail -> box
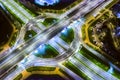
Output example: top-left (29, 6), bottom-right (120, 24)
top-left (74, 53), bottom-right (118, 80)
top-left (0, 1), bottom-right (29, 23)
top-left (59, 64), bottom-right (83, 80)
top-left (0, 0), bottom-right (108, 79)
top-left (69, 57), bottom-right (104, 80)
top-left (8, 0), bottom-right (33, 19)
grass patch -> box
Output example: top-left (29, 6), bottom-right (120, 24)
top-left (60, 28), bottom-right (74, 44)
top-left (63, 61), bottom-right (91, 80)
top-left (42, 18), bottom-right (58, 27)
top-left (26, 66), bottom-right (56, 72)
top-left (34, 44), bottom-right (59, 58)
top-left (24, 30), bottom-right (37, 41)
top-left (105, 0), bottom-right (119, 9)
top-left (81, 25), bottom-right (86, 40)
top-left (9, 32), bottom-right (18, 46)
top-left (79, 46), bottom-right (109, 71)
top-left (14, 73), bottom-right (22, 80)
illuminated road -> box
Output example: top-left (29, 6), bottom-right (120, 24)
top-left (79, 12), bottom-right (120, 75)
top-left (0, 0), bottom-right (34, 23)
top-left (69, 56), bottom-right (104, 80)
top-left (59, 64), bottom-right (83, 80)
top-left (74, 53), bottom-right (118, 80)
top-left (0, 0), bottom-right (110, 79)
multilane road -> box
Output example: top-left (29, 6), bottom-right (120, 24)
top-left (0, 0), bottom-right (111, 79)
